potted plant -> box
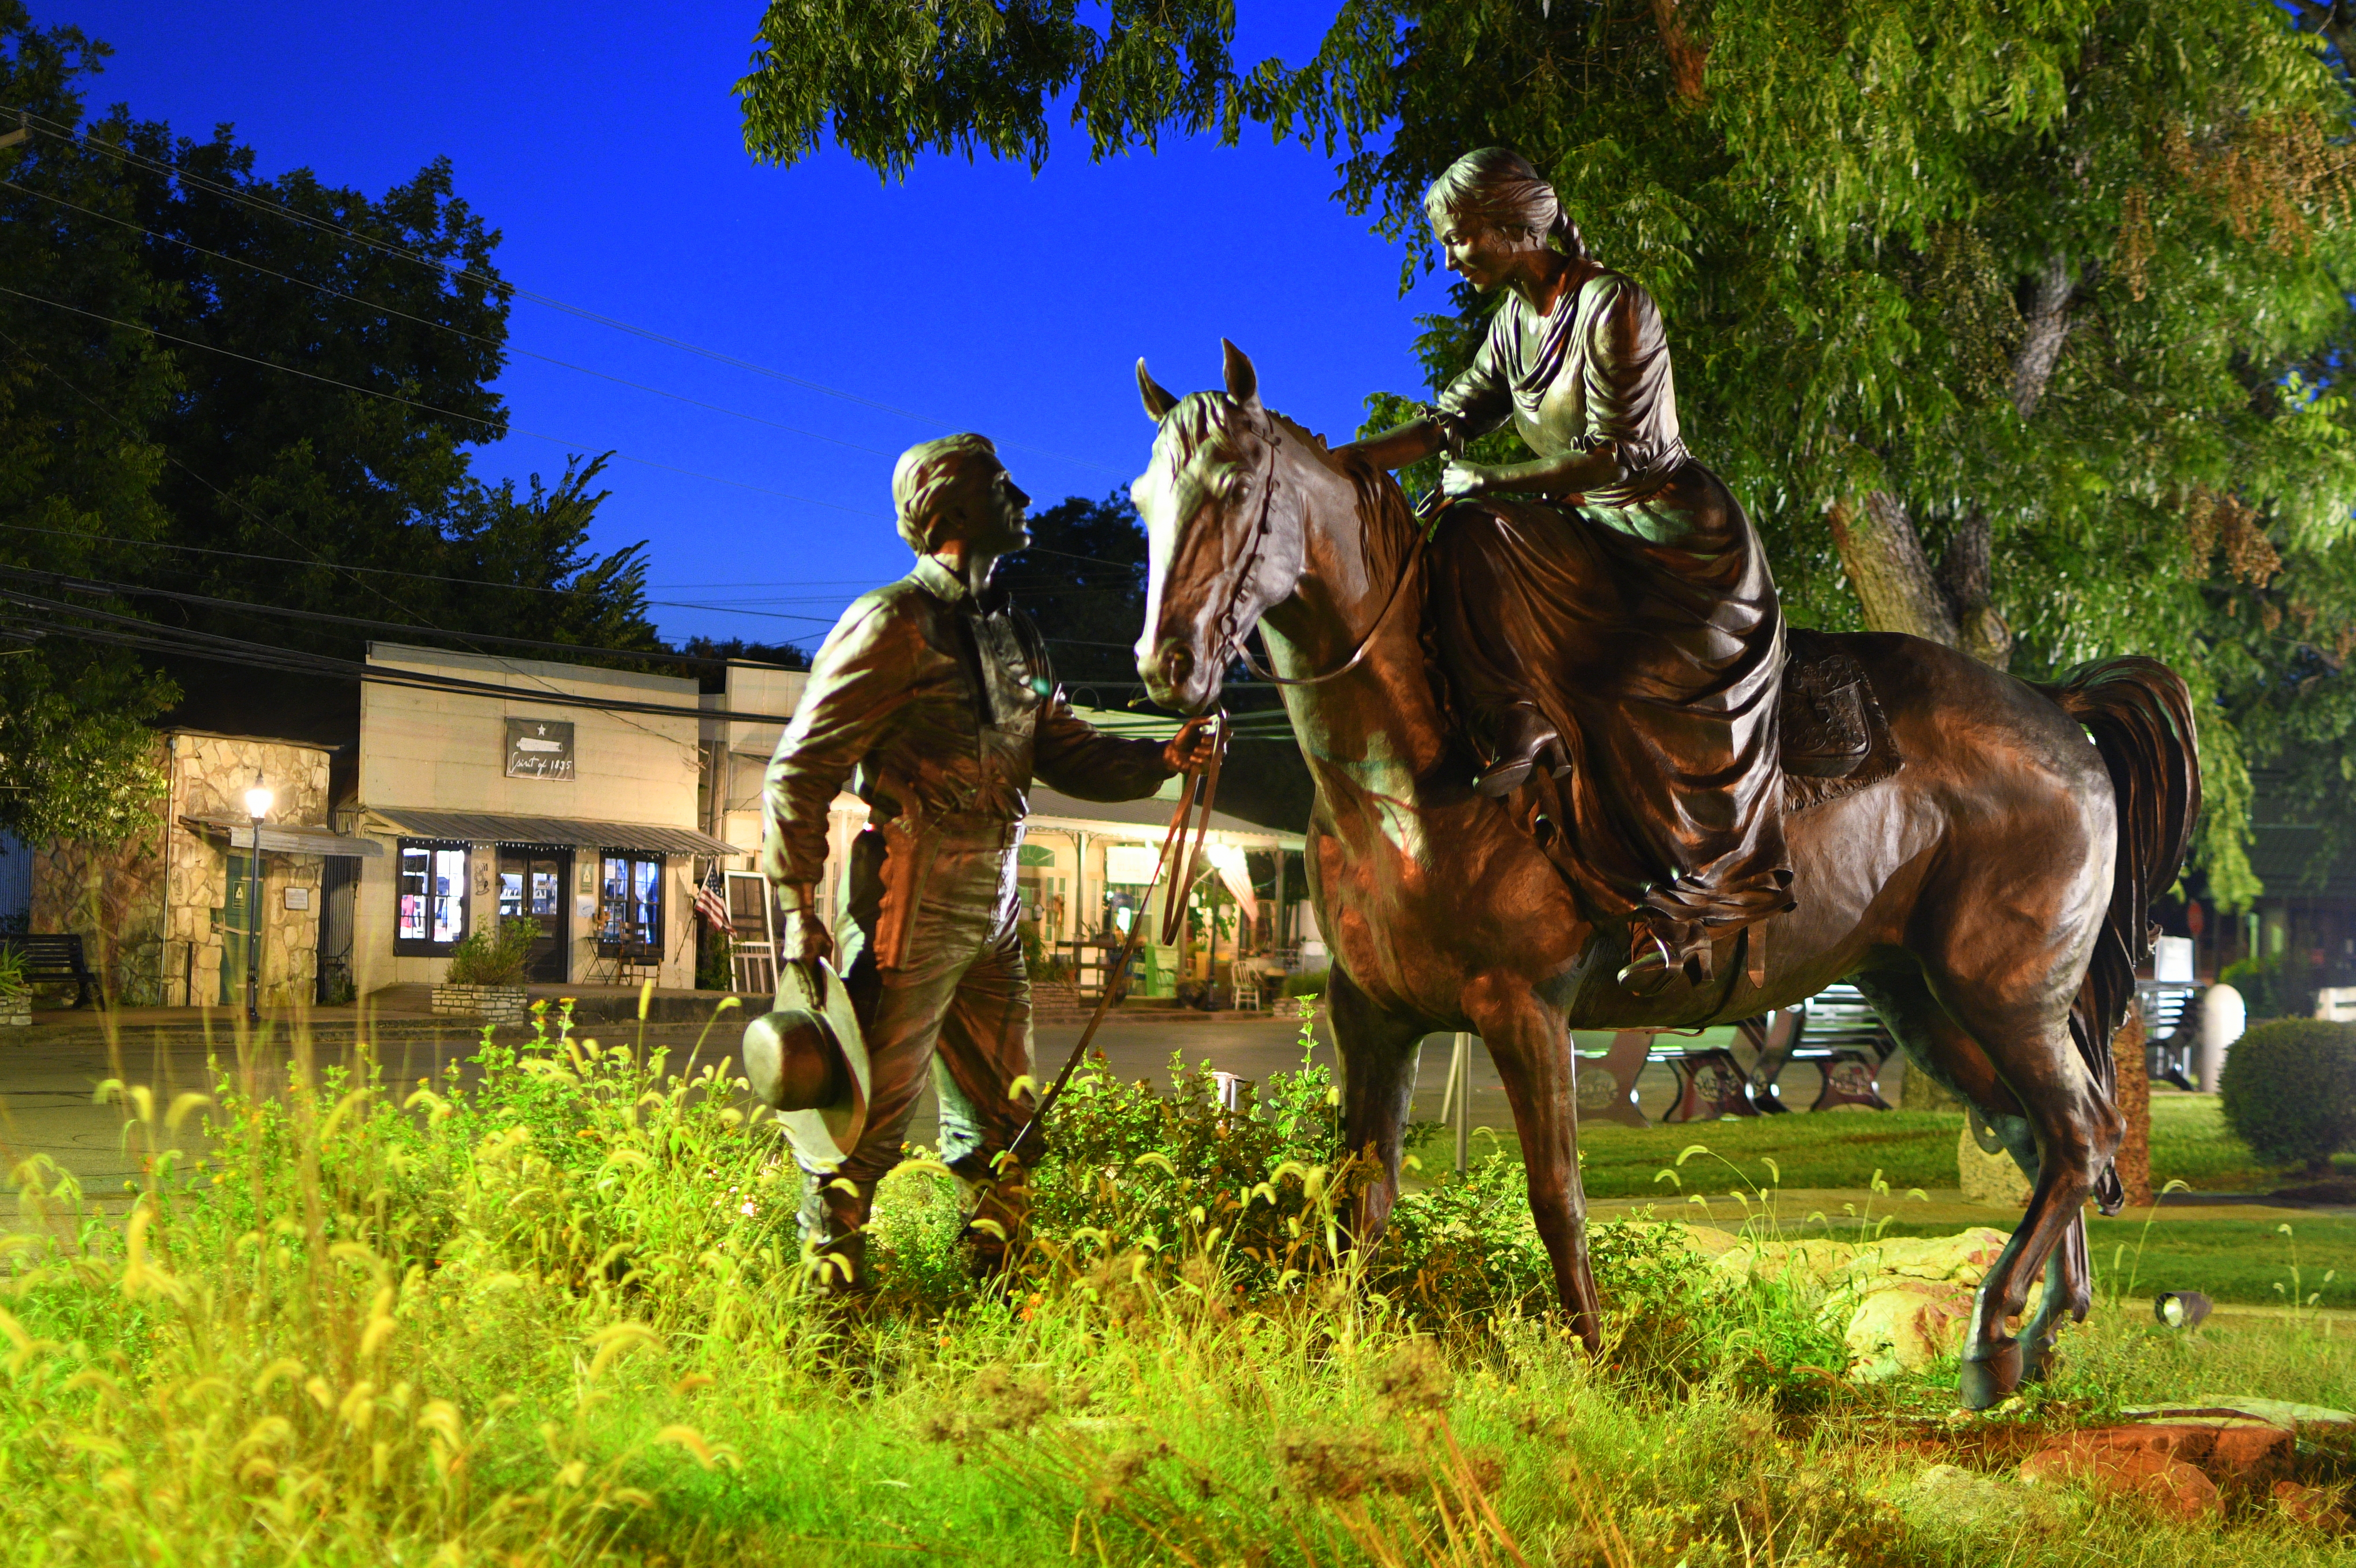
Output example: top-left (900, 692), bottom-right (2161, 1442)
top-left (431, 918), bottom-right (539, 1026)
top-left (0, 948), bottom-right (29, 1029)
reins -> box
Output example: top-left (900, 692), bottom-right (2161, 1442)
top-left (992, 712), bottom-right (1230, 1185)
top-left (980, 418), bottom-right (1416, 1227)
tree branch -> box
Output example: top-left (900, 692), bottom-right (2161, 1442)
top-left (2012, 253), bottom-right (2075, 420)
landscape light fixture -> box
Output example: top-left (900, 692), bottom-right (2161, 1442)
top-left (244, 775), bottom-right (271, 1026)
top-left (2154, 1291), bottom-right (2213, 1329)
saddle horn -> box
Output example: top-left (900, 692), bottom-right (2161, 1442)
top-left (1137, 359), bottom-right (1180, 421)
top-left (1221, 339), bottom-right (1261, 412)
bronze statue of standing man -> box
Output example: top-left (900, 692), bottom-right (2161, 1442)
top-left (761, 433), bottom-right (1215, 1287)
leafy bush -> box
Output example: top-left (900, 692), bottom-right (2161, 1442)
top-left (1283, 967), bottom-right (1329, 1000)
top-left (0, 946), bottom-right (26, 998)
top-left (695, 922), bottom-right (731, 991)
top-left (444, 915), bottom-right (539, 985)
top-left (2219, 950), bottom-right (2315, 1022)
top-left (2219, 1018), bottom-right (2356, 1175)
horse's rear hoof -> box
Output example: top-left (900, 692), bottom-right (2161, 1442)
top-left (1958, 1339), bottom-right (2023, 1410)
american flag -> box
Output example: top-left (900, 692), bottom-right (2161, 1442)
top-left (694, 867), bottom-right (732, 931)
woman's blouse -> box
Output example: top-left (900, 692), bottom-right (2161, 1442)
top-left (1433, 267), bottom-right (1690, 507)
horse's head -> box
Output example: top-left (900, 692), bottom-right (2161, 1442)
top-left (1131, 340), bottom-right (1306, 714)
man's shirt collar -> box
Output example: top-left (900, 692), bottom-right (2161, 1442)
top-left (912, 553), bottom-right (1010, 612)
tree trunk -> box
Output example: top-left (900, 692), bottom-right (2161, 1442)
top-left (1825, 493), bottom-right (1960, 646)
top-left (2111, 1008), bottom-right (2153, 1209)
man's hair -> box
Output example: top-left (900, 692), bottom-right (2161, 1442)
top-left (891, 432), bottom-right (999, 552)
top-left (1423, 147), bottom-right (1589, 261)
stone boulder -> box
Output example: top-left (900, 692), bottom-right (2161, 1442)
top-left (2019, 1416), bottom-right (2298, 1518)
top-left (1712, 1225), bottom-right (2041, 1378)
top-left (2019, 1439), bottom-right (2222, 1520)
top-left (1886, 1462), bottom-right (2059, 1535)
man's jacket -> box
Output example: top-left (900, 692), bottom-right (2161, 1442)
top-left (762, 555), bottom-right (1171, 965)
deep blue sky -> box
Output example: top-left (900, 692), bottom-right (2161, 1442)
top-left (47, 1), bottom-right (1452, 648)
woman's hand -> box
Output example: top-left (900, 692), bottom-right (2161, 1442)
top-left (1439, 460), bottom-right (1491, 501)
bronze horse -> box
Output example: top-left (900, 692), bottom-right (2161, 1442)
top-left (1129, 344), bottom-right (2197, 1409)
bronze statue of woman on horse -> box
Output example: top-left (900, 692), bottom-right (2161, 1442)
top-left (1127, 148), bottom-right (2199, 1409)
top-left (1341, 147), bottom-right (1788, 997)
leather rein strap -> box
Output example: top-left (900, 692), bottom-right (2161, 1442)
top-left (1220, 429), bottom-right (1424, 689)
top-left (998, 713), bottom-right (1229, 1177)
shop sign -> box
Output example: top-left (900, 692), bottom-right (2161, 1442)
top-left (505, 719), bottom-right (577, 781)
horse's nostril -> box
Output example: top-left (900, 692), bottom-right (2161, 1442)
top-left (1161, 645), bottom-right (1195, 685)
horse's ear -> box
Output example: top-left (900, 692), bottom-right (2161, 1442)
top-left (1136, 359), bottom-right (1180, 422)
top-left (1221, 339), bottom-right (1261, 412)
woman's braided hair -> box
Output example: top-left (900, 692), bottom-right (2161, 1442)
top-left (1423, 148), bottom-right (1589, 261)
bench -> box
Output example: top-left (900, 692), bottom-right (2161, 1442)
top-left (2138, 980), bottom-right (2201, 1090)
top-left (1572, 981), bottom-right (1896, 1129)
top-left (1748, 982), bottom-right (1897, 1113)
top-left (0, 933), bottom-right (96, 1008)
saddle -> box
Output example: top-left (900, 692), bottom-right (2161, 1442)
top-left (1779, 630), bottom-right (1902, 811)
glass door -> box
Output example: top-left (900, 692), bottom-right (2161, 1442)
top-left (495, 849), bottom-right (571, 983)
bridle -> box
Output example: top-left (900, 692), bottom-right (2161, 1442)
top-left (1198, 424), bottom-right (1425, 690)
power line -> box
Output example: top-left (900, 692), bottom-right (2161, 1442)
top-left (0, 589), bottom-right (796, 723)
top-left (0, 567), bottom-right (787, 670)
top-left (3, 107), bottom-right (1125, 479)
top-left (0, 282), bottom-right (892, 518)
top-left (0, 323), bottom-right (711, 749)
top-left (0, 173), bottom-right (910, 465)
top-left (1, 604), bottom-right (1289, 731)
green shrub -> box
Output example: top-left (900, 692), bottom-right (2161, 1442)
top-left (1283, 966), bottom-right (1329, 1000)
top-left (444, 916), bottom-right (539, 985)
top-left (2219, 950), bottom-right (2316, 1022)
top-left (0, 946), bottom-right (26, 998)
top-left (2218, 1017), bottom-right (2356, 1175)
top-left (694, 922), bottom-right (731, 990)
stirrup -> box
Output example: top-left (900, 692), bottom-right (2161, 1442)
top-left (1617, 915), bottom-right (1710, 996)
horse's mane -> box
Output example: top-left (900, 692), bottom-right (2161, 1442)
top-left (1157, 392), bottom-right (1423, 579)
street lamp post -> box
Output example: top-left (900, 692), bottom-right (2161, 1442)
top-left (243, 775), bottom-right (272, 1026)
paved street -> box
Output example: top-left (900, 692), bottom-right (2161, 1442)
top-left (0, 998), bottom-right (1871, 1210)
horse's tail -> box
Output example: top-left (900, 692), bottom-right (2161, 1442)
top-left (2038, 657), bottom-right (2202, 1214)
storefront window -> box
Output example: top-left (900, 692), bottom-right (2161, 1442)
top-left (598, 852), bottom-right (663, 952)
top-left (396, 840), bottom-right (469, 953)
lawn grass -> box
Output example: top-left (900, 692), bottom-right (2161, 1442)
top-left (1571, 1110), bottom-right (1969, 1196)
top-left (1425, 1093), bottom-right (2349, 1199)
top-left (1, 1008), bottom-right (2349, 1566)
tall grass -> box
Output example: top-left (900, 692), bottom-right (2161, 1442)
top-left (0, 1004), bottom-right (2348, 1565)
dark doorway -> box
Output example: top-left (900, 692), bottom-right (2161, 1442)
top-left (317, 855), bottom-right (357, 1005)
top-left (496, 848), bottom-right (570, 983)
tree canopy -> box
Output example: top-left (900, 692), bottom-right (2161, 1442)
top-left (0, 3), bottom-right (664, 841)
top-left (741, 0), bottom-right (2356, 905)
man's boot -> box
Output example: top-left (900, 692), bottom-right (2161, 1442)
top-left (958, 1153), bottom-right (1030, 1283)
top-left (797, 1174), bottom-right (874, 1293)
top-left (1473, 702), bottom-right (1570, 797)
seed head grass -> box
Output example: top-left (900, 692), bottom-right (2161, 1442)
top-left (0, 1004), bottom-right (2347, 1564)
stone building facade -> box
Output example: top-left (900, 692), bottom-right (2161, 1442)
top-left (32, 731), bottom-right (370, 1007)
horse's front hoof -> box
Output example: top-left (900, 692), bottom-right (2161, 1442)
top-left (1958, 1339), bottom-right (2024, 1410)
top-left (2019, 1331), bottom-right (2060, 1385)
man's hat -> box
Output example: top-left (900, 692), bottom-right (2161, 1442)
top-left (742, 957), bottom-right (869, 1167)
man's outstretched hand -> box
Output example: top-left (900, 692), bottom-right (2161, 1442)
top-left (1162, 716), bottom-right (1220, 774)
